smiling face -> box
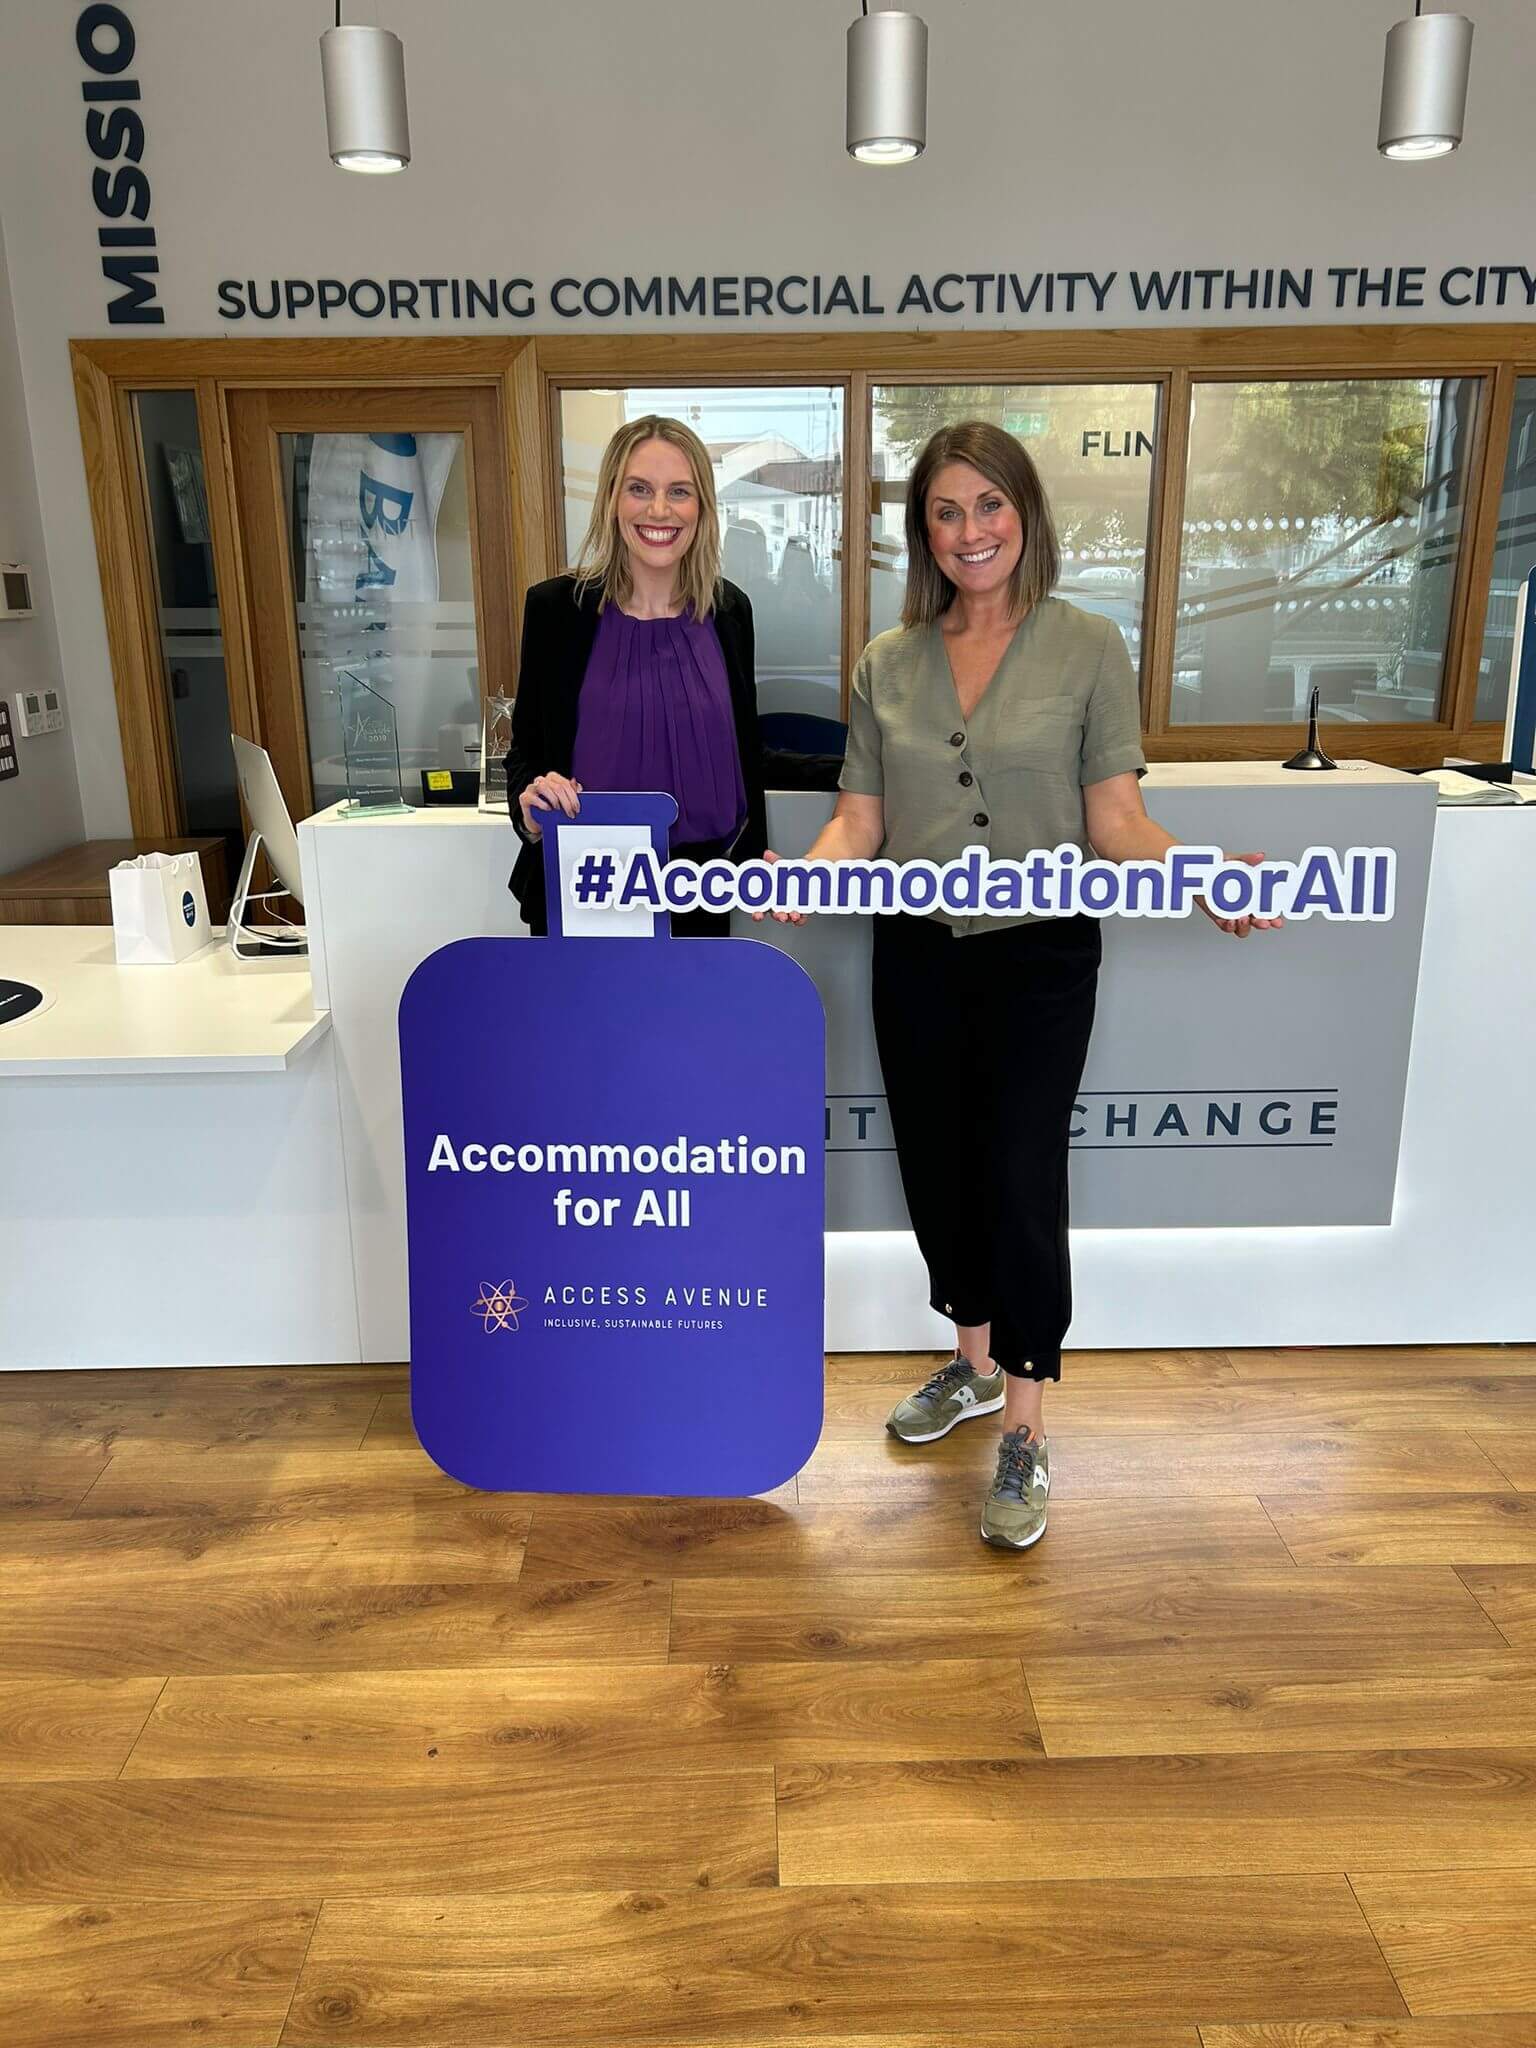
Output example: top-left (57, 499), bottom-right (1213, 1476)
top-left (924, 460), bottom-right (1025, 602)
top-left (615, 436), bottom-right (702, 581)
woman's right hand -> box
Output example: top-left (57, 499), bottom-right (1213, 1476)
top-left (518, 772), bottom-right (583, 841)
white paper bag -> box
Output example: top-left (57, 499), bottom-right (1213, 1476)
top-left (109, 851), bottom-right (212, 965)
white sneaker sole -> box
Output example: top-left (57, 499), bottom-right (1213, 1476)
top-left (886, 1385), bottom-right (1006, 1443)
top-left (980, 1514), bottom-right (1048, 1551)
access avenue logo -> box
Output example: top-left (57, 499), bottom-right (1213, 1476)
top-left (471, 1280), bottom-right (528, 1333)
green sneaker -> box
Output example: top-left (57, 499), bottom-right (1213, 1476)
top-left (980, 1428), bottom-right (1050, 1549)
top-left (886, 1356), bottom-right (1005, 1443)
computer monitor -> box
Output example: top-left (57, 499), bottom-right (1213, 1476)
top-left (231, 734), bottom-right (304, 906)
top-left (1506, 565), bottom-right (1536, 776)
top-left (229, 734), bottom-right (306, 955)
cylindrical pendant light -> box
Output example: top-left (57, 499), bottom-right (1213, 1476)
top-left (1378, 5), bottom-right (1473, 160)
top-left (846, 5), bottom-right (928, 164)
top-left (321, 18), bottom-right (411, 173)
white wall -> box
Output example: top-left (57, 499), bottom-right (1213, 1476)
top-left (0, 0), bottom-right (1530, 835)
top-left (0, 210), bottom-right (82, 872)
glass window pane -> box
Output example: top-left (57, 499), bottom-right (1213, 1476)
top-left (132, 390), bottom-right (240, 869)
top-left (1474, 376), bottom-right (1536, 725)
top-left (559, 387), bottom-right (845, 723)
top-left (869, 384), bottom-right (1160, 681)
top-left (285, 431), bottom-right (481, 808)
top-left (1173, 377), bottom-right (1480, 727)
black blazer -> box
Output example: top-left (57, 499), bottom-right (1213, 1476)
top-left (504, 573), bottom-right (842, 929)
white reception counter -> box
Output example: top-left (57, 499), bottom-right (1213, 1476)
top-left (2, 765), bottom-right (1534, 1371)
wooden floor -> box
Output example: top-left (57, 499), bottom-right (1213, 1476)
top-left (3, 1348), bottom-right (1536, 2047)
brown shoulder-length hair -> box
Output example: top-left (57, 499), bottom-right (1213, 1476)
top-left (571, 414), bottom-right (722, 618)
top-left (901, 421), bottom-right (1060, 630)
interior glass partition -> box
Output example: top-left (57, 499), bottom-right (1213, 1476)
top-left (868, 383), bottom-right (1161, 685)
top-left (558, 385), bottom-right (846, 732)
top-left (130, 389), bottom-right (240, 864)
top-left (1171, 377), bottom-right (1481, 726)
top-left (1473, 375), bottom-right (1536, 725)
top-left (281, 430), bottom-right (482, 808)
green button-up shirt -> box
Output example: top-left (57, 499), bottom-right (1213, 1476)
top-left (838, 597), bottom-right (1147, 936)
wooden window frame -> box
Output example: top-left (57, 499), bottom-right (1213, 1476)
top-left (73, 324), bottom-right (1536, 837)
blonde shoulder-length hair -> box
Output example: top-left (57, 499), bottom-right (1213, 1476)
top-left (570, 414), bottom-right (722, 619)
top-left (901, 420), bottom-right (1060, 630)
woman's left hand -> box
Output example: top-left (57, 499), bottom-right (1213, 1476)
top-left (751, 849), bottom-right (806, 926)
top-left (1197, 851), bottom-right (1286, 940)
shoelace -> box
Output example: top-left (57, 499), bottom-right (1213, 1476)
top-left (914, 1357), bottom-right (975, 1404)
top-left (993, 1431), bottom-right (1040, 1501)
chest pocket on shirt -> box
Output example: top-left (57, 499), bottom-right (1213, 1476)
top-left (995, 692), bottom-right (1082, 772)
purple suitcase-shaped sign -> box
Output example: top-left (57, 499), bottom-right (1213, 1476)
top-left (399, 794), bottom-right (826, 1496)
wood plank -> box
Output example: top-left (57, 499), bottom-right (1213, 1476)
top-left (1350, 1869), bottom-right (1536, 2014)
top-left (0, 1678), bottom-right (165, 1781)
top-left (329, 2035), bottom-right (1204, 2048)
top-left (70, 1446), bottom-right (486, 1519)
top-left (669, 1566), bottom-right (1500, 1664)
top-left (824, 1348), bottom-right (1239, 1387)
top-left (1142, 367), bottom-right (1189, 733)
top-left (69, 321), bottom-right (1536, 384)
top-left (842, 370), bottom-right (868, 720)
top-left (0, 1450), bottom-right (111, 1520)
top-left (1050, 1377), bottom-right (1536, 1432)
top-left (0, 1773), bottom-right (776, 1902)
top-left (817, 1376), bottom-right (1536, 1438)
top-left (0, 1567), bottom-right (669, 1677)
top-left (0, 837), bottom-right (227, 902)
top-left (0, 1897), bottom-right (317, 2048)
top-left (795, 1429), bottom-right (1510, 1503)
top-left (1471, 1432), bottom-right (1536, 1489)
top-left (0, 1364), bottom-right (404, 1405)
top-left (1444, 362), bottom-right (1517, 733)
top-left (121, 1658), bottom-right (1039, 1780)
top-left (1225, 1346), bottom-right (1536, 1383)
top-left (1265, 1493), bottom-right (1536, 1565)
top-left (0, 1501), bottom-right (530, 1589)
top-left (70, 345), bottom-right (180, 839)
top-left (1204, 2022), bottom-right (1536, 2047)
top-left (1457, 1565), bottom-right (1536, 1643)
top-left (1025, 1649), bottom-right (1536, 1758)
top-left (280, 1877), bottom-right (1403, 2043)
top-left (356, 1401), bottom-right (797, 1499)
top-left (524, 1493), bottom-right (1291, 1580)
top-left (0, 1391), bottom-right (381, 1456)
top-left (774, 1748), bottom-right (1536, 1885)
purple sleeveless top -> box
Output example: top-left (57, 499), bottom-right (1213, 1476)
top-left (572, 605), bottom-right (747, 848)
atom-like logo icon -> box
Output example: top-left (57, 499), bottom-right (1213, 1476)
top-left (472, 1280), bottom-right (528, 1332)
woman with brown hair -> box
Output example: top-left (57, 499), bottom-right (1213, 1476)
top-left (796, 420), bottom-right (1275, 1548)
top-left (505, 412), bottom-right (837, 936)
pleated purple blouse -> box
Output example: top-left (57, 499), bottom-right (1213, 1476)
top-left (572, 604), bottom-right (747, 848)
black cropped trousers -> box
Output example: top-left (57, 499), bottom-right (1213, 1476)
top-left (871, 910), bottom-right (1102, 1381)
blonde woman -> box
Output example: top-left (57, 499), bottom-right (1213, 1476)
top-left (505, 413), bottom-right (838, 935)
top-left (794, 421), bottom-right (1276, 1548)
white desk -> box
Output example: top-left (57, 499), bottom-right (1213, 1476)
top-left (0, 929), bottom-right (356, 1371)
top-left (0, 927), bottom-right (332, 1075)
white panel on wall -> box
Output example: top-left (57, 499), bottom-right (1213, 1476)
top-left (0, 208), bottom-right (81, 872)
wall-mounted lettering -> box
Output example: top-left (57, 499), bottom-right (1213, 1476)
top-left (78, 4), bottom-right (161, 324)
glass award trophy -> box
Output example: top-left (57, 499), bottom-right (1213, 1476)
top-left (479, 694), bottom-right (513, 812)
top-left (338, 669), bottom-right (411, 817)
